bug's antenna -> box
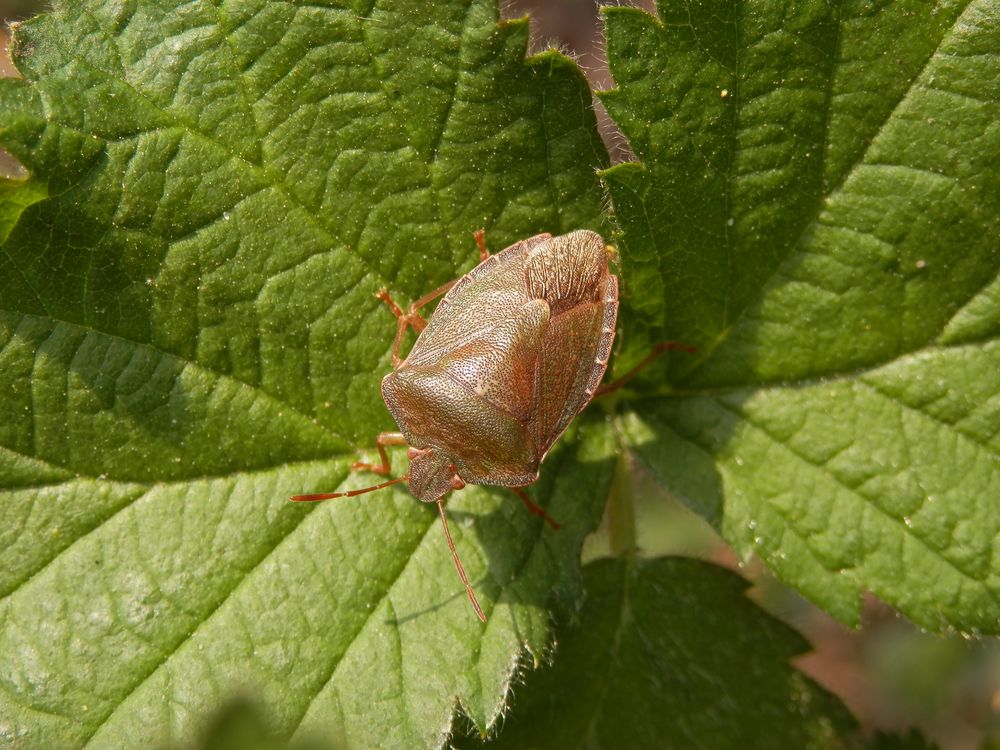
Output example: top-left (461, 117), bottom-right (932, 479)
top-left (290, 475), bottom-right (409, 502)
top-left (437, 499), bottom-right (487, 623)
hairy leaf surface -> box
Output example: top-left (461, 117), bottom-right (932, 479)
top-left (604, 0), bottom-right (1000, 632)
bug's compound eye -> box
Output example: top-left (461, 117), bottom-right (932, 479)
top-left (450, 475), bottom-right (466, 491)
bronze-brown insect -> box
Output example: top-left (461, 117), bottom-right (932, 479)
top-left (292, 230), bottom-right (688, 620)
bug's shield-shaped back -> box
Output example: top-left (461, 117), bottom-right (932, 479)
top-left (444, 298), bottom-right (550, 424)
top-left (402, 234), bottom-right (549, 369)
top-left (381, 300), bottom-right (551, 500)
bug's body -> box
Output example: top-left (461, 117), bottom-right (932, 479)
top-left (292, 229), bottom-right (680, 622)
top-left (383, 230), bottom-right (617, 502)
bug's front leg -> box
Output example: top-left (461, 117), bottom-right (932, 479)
top-left (351, 431), bottom-right (408, 475)
top-left (511, 487), bottom-right (561, 530)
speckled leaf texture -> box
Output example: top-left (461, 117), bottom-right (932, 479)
top-left (0, 1), bottom-right (614, 748)
top-left (604, 0), bottom-right (1000, 633)
top-left (458, 558), bottom-right (861, 750)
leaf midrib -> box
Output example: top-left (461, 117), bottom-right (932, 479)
top-left (15, 0), bottom-right (512, 446)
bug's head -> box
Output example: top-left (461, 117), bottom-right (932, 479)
top-left (289, 445), bottom-right (456, 505)
top-left (406, 446), bottom-right (458, 503)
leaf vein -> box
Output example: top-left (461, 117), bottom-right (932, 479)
top-left (0, 485), bottom-right (152, 607)
top-left (683, 0), bottom-right (976, 378)
top-left (1, 308), bottom-right (350, 452)
top-left (287, 509), bottom-right (438, 739)
top-left (80, 492), bottom-right (323, 747)
top-left (715, 398), bottom-right (1000, 600)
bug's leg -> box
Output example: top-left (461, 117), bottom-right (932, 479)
top-left (595, 341), bottom-right (697, 397)
top-left (408, 230), bottom-right (489, 329)
top-left (437, 498), bottom-right (487, 622)
top-left (290, 474), bottom-right (409, 503)
top-left (404, 279), bottom-right (459, 334)
top-left (376, 284), bottom-right (456, 366)
top-left (374, 288), bottom-right (413, 368)
top-left (473, 228), bottom-right (490, 262)
top-left (511, 487), bottom-right (561, 530)
top-left (351, 432), bottom-right (408, 475)
top-left (377, 231), bottom-right (490, 362)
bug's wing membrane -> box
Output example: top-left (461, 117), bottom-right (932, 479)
top-left (531, 276), bottom-right (618, 458)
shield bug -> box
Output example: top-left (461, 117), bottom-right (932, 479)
top-left (292, 230), bottom-right (690, 620)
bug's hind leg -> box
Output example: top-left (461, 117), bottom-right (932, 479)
top-left (374, 289), bottom-right (414, 368)
top-left (473, 228), bottom-right (490, 261)
top-left (376, 230), bottom-right (491, 367)
top-left (402, 229), bottom-right (490, 329)
top-left (351, 432), bottom-right (408, 475)
top-left (376, 281), bottom-right (457, 367)
top-left (403, 279), bottom-right (458, 331)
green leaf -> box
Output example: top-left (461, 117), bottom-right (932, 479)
top-left (181, 699), bottom-right (336, 750)
top-left (868, 730), bottom-right (941, 750)
top-left (0, 1), bottom-right (611, 747)
top-left (0, 175), bottom-right (45, 243)
top-left (604, 0), bottom-right (1000, 632)
top-left (457, 557), bottom-right (861, 749)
